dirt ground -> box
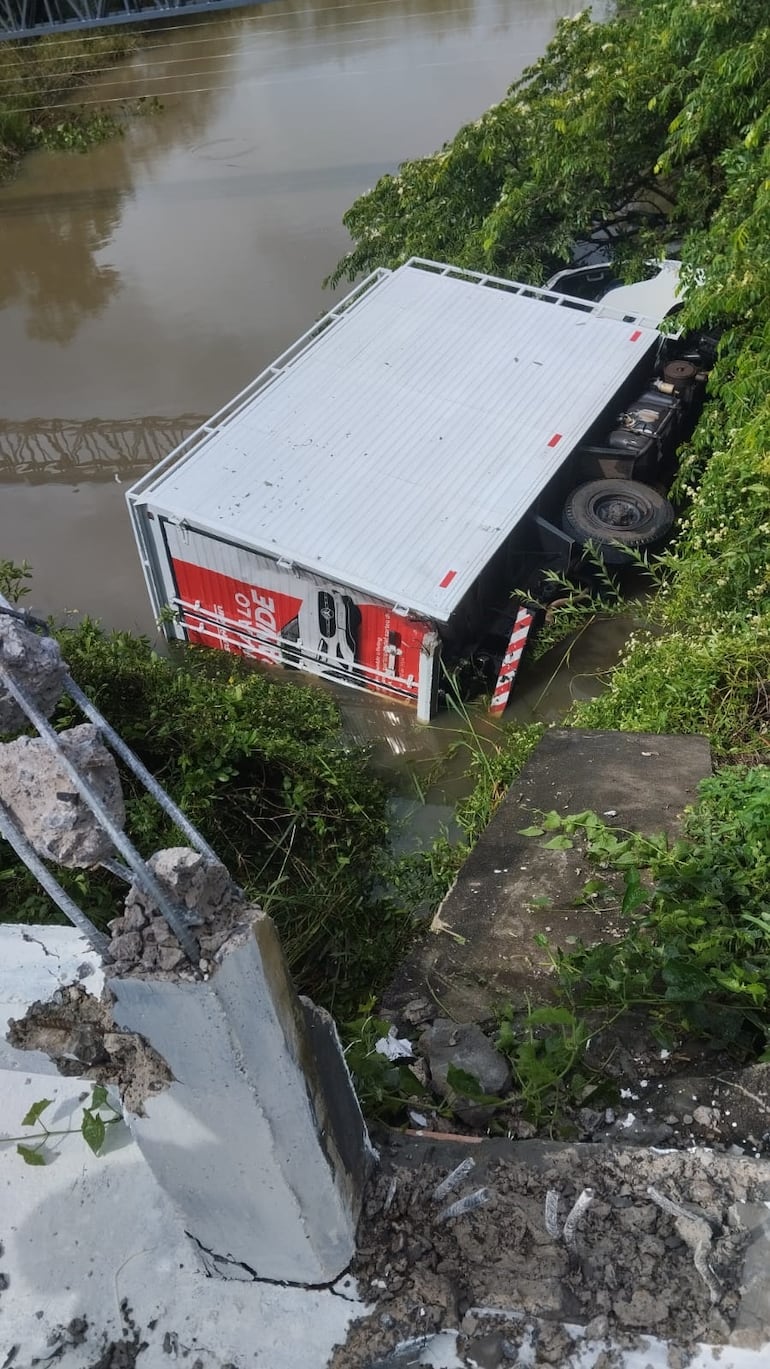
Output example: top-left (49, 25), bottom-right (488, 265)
top-left (330, 1137), bottom-right (770, 1369)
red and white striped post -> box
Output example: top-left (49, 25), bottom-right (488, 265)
top-left (489, 606), bottom-right (535, 716)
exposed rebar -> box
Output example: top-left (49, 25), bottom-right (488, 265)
top-left (64, 673), bottom-right (220, 867)
top-left (562, 1188), bottom-right (594, 1250)
top-left (0, 663), bottom-right (201, 965)
top-left (437, 1187), bottom-right (489, 1223)
top-left (432, 1156), bottom-right (476, 1203)
top-left (0, 799), bottom-right (108, 956)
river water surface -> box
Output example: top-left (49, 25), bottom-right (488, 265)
top-left (0, 0), bottom-right (588, 617)
top-left (0, 0), bottom-right (627, 779)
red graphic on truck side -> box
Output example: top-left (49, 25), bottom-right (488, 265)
top-left (171, 558), bottom-right (430, 700)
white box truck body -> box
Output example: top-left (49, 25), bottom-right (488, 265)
top-left (127, 259), bottom-right (664, 719)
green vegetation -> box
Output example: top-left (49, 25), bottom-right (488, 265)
top-left (2, 1086), bottom-right (122, 1165)
top-left (549, 771), bottom-right (770, 1047)
top-left (328, 0), bottom-right (770, 1123)
top-left (500, 768), bottom-right (770, 1124)
top-left (332, 0), bottom-right (770, 759)
top-left (0, 593), bottom-right (414, 1017)
top-left (0, 30), bottom-right (139, 179)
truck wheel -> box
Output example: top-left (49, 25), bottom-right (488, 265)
top-left (562, 479), bottom-right (674, 564)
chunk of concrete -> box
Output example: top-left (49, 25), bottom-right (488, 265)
top-left (0, 618), bottom-right (65, 733)
top-left (0, 723), bottom-right (125, 867)
top-left (419, 1018), bottom-right (512, 1121)
top-left (7, 982), bottom-right (172, 1115)
top-left (107, 847), bottom-right (246, 977)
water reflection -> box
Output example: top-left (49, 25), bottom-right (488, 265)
top-left (0, 195), bottom-right (123, 344)
top-left (0, 0), bottom-right (574, 353)
top-left (0, 31), bottom-right (229, 345)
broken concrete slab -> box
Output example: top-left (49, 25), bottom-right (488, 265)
top-left (0, 1066), bottom-right (361, 1369)
top-left (0, 616), bottom-right (65, 733)
top-left (107, 911), bottom-right (374, 1286)
top-left (0, 722), bottom-right (125, 867)
top-left (8, 983), bottom-right (173, 1115)
top-left (384, 729), bottom-right (712, 1022)
top-left (332, 1132), bottom-right (770, 1369)
top-left (0, 924), bottom-right (103, 1075)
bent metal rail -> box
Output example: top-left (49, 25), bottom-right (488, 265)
top-left (0, 0), bottom-right (276, 41)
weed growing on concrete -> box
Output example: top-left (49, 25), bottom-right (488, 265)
top-left (496, 1003), bottom-right (593, 1130)
top-left (517, 766), bottom-right (770, 1095)
top-left (2, 1086), bottom-right (122, 1165)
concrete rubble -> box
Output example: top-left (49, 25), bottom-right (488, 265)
top-left (0, 721), bottom-right (125, 866)
top-left (107, 846), bottom-right (245, 977)
top-left (0, 614), bottom-right (65, 732)
top-left (418, 1018), bottom-right (513, 1123)
top-left (7, 982), bottom-right (172, 1114)
top-left (330, 1134), bottom-right (770, 1369)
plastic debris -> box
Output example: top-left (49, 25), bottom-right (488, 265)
top-left (374, 1026), bottom-right (414, 1060)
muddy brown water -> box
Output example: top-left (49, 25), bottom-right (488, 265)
top-left (0, 0), bottom-right (624, 789)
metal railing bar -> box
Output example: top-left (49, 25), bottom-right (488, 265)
top-left (0, 800), bottom-right (109, 956)
top-left (99, 856), bottom-right (135, 883)
top-left (63, 673), bottom-right (220, 867)
top-left (0, 664), bottom-right (201, 966)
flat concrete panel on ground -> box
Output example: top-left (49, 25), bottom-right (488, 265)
top-left (384, 729), bottom-right (712, 1022)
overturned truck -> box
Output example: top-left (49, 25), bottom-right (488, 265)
top-left (127, 259), bottom-right (711, 721)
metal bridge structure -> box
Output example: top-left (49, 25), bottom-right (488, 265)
top-left (0, 0), bottom-right (270, 42)
top-left (0, 416), bottom-right (205, 483)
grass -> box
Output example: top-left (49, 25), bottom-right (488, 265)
top-left (0, 29), bottom-right (140, 180)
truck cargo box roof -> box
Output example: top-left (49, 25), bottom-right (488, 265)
top-left (129, 259), bottom-right (660, 623)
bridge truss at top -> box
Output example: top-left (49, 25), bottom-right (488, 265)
top-left (0, 0), bottom-right (269, 42)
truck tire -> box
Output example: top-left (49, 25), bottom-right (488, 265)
top-left (562, 479), bottom-right (674, 564)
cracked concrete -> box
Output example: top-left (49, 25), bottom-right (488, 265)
top-left (107, 911), bottom-right (372, 1286)
top-left (0, 1064), bottom-right (361, 1369)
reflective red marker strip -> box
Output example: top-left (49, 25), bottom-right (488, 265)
top-left (547, 433), bottom-right (562, 448)
top-left (630, 330), bottom-right (642, 342)
top-left (439, 569), bottom-right (457, 589)
top-left (489, 608), bottom-right (534, 716)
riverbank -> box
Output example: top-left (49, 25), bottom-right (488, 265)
top-left (332, 0), bottom-right (770, 760)
top-left (0, 30), bottom-right (137, 180)
top-left (325, 0), bottom-right (770, 1132)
